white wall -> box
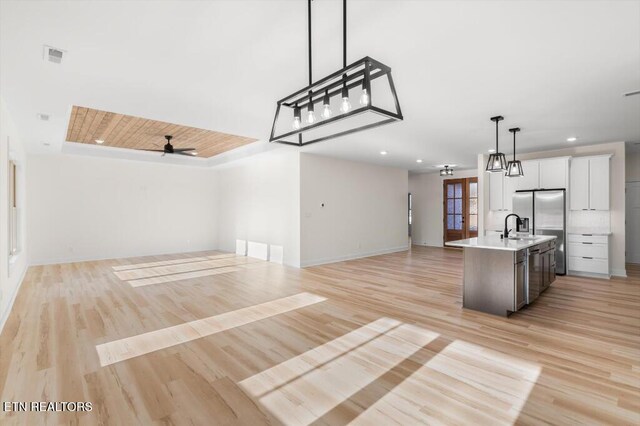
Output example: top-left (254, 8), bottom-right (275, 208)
top-left (0, 97), bottom-right (28, 331)
top-left (300, 153), bottom-right (408, 267)
top-left (27, 153), bottom-right (217, 264)
top-left (215, 149), bottom-right (300, 267)
top-left (479, 141), bottom-right (627, 276)
top-left (409, 169), bottom-right (478, 247)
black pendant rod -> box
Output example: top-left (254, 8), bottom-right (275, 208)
top-left (308, 0), bottom-right (312, 86)
top-left (509, 127), bottom-right (521, 160)
top-left (343, 0), bottom-right (347, 68)
top-left (490, 115), bottom-right (504, 152)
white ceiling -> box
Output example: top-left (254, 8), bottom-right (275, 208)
top-left (1, 0), bottom-right (639, 171)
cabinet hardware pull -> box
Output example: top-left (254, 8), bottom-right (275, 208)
top-left (582, 242), bottom-right (592, 245)
top-left (582, 234), bottom-right (592, 236)
top-left (582, 256), bottom-right (593, 259)
top-left (582, 209), bottom-right (588, 211)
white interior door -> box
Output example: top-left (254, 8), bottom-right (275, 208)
top-left (626, 182), bottom-right (640, 264)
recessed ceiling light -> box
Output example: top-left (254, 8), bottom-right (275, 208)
top-left (36, 113), bottom-right (50, 121)
top-left (416, 159), bottom-right (423, 163)
top-left (567, 137), bottom-right (577, 142)
top-left (380, 151), bottom-right (388, 155)
top-left (95, 139), bottom-right (104, 144)
top-left (488, 148), bottom-right (496, 153)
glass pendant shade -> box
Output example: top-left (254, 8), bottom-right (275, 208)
top-left (505, 160), bottom-right (524, 177)
top-left (505, 127), bottom-right (524, 177)
top-left (485, 115), bottom-right (508, 173)
top-left (486, 152), bottom-right (508, 172)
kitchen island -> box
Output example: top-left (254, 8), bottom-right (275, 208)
top-left (447, 234), bottom-right (557, 317)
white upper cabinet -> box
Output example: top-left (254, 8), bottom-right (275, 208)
top-left (489, 171), bottom-right (521, 211)
top-left (539, 158), bottom-right (567, 189)
top-left (588, 156), bottom-right (610, 210)
top-left (569, 155), bottom-right (611, 211)
top-left (570, 157), bottom-right (589, 210)
top-left (489, 171), bottom-right (504, 211)
top-left (503, 174), bottom-right (519, 211)
top-left (519, 160), bottom-right (539, 191)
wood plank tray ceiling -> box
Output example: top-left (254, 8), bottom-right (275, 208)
top-left (65, 106), bottom-right (257, 158)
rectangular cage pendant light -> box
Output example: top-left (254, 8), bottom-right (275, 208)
top-left (269, 57), bottom-right (402, 146)
top-left (270, 0), bottom-right (402, 147)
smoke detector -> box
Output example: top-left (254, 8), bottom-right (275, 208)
top-left (43, 45), bottom-right (65, 64)
top-left (36, 113), bottom-right (51, 121)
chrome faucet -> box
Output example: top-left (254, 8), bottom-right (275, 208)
top-left (503, 213), bottom-right (522, 239)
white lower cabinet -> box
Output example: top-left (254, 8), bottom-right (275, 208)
top-left (567, 233), bottom-right (610, 277)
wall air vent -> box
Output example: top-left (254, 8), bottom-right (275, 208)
top-left (43, 45), bottom-right (64, 64)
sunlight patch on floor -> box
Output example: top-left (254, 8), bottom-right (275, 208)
top-left (239, 317), bottom-right (439, 425)
top-left (351, 339), bottom-right (542, 425)
top-left (126, 261), bottom-right (268, 287)
top-left (113, 256), bottom-right (261, 281)
top-left (112, 253), bottom-right (237, 271)
top-left (96, 292), bottom-right (326, 366)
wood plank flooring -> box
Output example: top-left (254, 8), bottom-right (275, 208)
top-left (0, 246), bottom-right (638, 425)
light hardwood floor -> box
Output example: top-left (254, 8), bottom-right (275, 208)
top-left (0, 247), bottom-right (638, 425)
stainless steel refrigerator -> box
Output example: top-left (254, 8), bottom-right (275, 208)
top-left (513, 189), bottom-right (566, 275)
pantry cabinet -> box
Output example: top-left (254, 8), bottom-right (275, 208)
top-left (569, 155), bottom-right (610, 211)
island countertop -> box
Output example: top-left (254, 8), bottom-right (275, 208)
top-left (446, 234), bottom-right (557, 251)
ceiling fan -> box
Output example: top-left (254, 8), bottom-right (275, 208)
top-left (144, 135), bottom-right (197, 157)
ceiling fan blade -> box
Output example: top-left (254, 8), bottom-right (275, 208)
top-left (175, 151), bottom-right (198, 157)
top-left (173, 148), bottom-right (196, 152)
top-left (140, 149), bottom-right (165, 152)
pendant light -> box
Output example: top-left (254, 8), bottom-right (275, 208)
top-left (269, 0), bottom-right (402, 146)
top-left (485, 116), bottom-right (508, 172)
top-left (440, 165), bottom-right (454, 176)
top-left (505, 127), bottom-right (524, 177)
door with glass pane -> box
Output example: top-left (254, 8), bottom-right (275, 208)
top-left (443, 177), bottom-right (478, 244)
top-left (467, 178), bottom-right (478, 238)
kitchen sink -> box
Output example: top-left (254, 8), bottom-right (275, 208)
top-left (508, 236), bottom-right (540, 241)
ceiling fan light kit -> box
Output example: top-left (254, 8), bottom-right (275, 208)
top-left (485, 115), bottom-right (508, 173)
top-left (269, 0), bottom-right (403, 146)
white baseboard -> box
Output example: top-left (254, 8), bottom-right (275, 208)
top-left (611, 268), bottom-right (627, 278)
top-left (568, 270), bottom-right (611, 280)
top-left (0, 263), bottom-right (28, 335)
top-left (301, 245), bottom-right (409, 268)
top-left (411, 242), bottom-right (443, 248)
top-left (30, 246), bottom-right (219, 266)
